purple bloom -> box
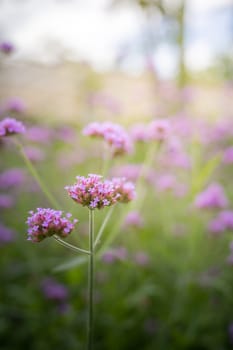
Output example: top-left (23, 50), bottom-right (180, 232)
top-left (4, 98), bottom-right (26, 114)
top-left (134, 252), bottom-right (150, 266)
top-left (0, 41), bottom-right (14, 54)
top-left (65, 174), bottom-right (120, 210)
top-left (194, 183), bottom-right (228, 209)
top-left (223, 147), bottom-right (233, 164)
top-left (124, 211), bottom-right (144, 228)
top-left (208, 210), bottom-right (233, 234)
top-left (26, 126), bottom-right (53, 144)
top-left (148, 119), bottom-right (171, 142)
top-left (0, 168), bottom-right (26, 189)
top-left (130, 123), bottom-right (150, 142)
top-left (83, 122), bottom-right (133, 156)
top-left (111, 177), bottom-right (136, 203)
top-left (0, 194), bottom-right (15, 208)
top-left (41, 278), bottom-right (68, 301)
top-left (24, 146), bottom-right (45, 162)
top-left (102, 247), bottom-right (128, 263)
top-left (0, 224), bottom-right (15, 244)
top-left (26, 208), bottom-right (78, 243)
top-left (0, 117), bottom-right (25, 137)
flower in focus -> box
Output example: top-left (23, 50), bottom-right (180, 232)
top-left (0, 117), bottom-right (25, 137)
top-left (194, 183), bottom-right (228, 209)
top-left (112, 177), bottom-right (136, 203)
top-left (26, 208), bottom-right (78, 243)
top-left (65, 174), bottom-right (120, 210)
top-left (83, 121), bottom-right (133, 156)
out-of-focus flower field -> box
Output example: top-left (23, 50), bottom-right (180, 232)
top-left (1, 41), bottom-right (233, 350)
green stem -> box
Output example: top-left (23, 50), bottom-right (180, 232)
top-left (14, 139), bottom-right (60, 209)
top-left (87, 210), bottom-right (94, 350)
top-left (94, 206), bottom-right (114, 250)
top-left (53, 235), bottom-right (91, 255)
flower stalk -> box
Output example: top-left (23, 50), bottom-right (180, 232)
top-left (87, 209), bottom-right (95, 350)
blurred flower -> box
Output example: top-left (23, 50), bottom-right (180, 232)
top-left (0, 117), bottom-right (25, 137)
top-left (134, 252), bottom-right (149, 266)
top-left (208, 210), bottom-right (233, 234)
top-left (4, 97), bottom-right (26, 114)
top-left (0, 168), bottom-right (26, 189)
top-left (223, 147), bottom-right (233, 164)
top-left (0, 223), bottom-right (15, 244)
top-left (26, 126), bottom-right (53, 144)
top-left (130, 123), bottom-right (149, 142)
top-left (194, 183), bottom-right (228, 209)
top-left (0, 194), bottom-right (15, 208)
top-left (148, 119), bottom-right (171, 142)
top-left (228, 323), bottom-right (233, 344)
top-left (102, 247), bottom-right (128, 263)
top-left (83, 121), bottom-right (133, 156)
top-left (24, 146), bottom-right (45, 162)
top-left (26, 208), bottom-right (78, 242)
top-left (41, 278), bottom-right (68, 301)
top-left (110, 164), bottom-right (141, 182)
top-left (0, 41), bottom-right (14, 54)
top-left (124, 211), bottom-right (144, 228)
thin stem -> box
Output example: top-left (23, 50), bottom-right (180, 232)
top-left (53, 235), bottom-right (91, 255)
top-left (14, 139), bottom-right (60, 209)
top-left (94, 206), bottom-right (114, 250)
top-left (87, 209), bottom-right (94, 350)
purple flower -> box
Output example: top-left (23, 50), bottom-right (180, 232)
top-left (4, 98), bottom-right (26, 114)
top-left (102, 247), bottom-right (128, 263)
top-left (0, 224), bottom-right (15, 244)
top-left (208, 210), bottom-right (233, 234)
top-left (130, 123), bottom-right (150, 142)
top-left (148, 119), bottom-right (171, 142)
top-left (0, 117), bottom-right (25, 137)
top-left (134, 252), bottom-right (150, 266)
top-left (65, 174), bottom-right (120, 210)
top-left (112, 177), bottom-right (136, 203)
top-left (0, 194), bottom-right (15, 208)
top-left (26, 208), bottom-right (78, 243)
top-left (24, 146), bottom-right (45, 162)
top-left (26, 126), bottom-right (53, 144)
top-left (41, 278), bottom-right (68, 301)
top-left (194, 183), bottom-right (228, 209)
top-left (0, 168), bottom-right (26, 189)
top-left (124, 211), bottom-right (144, 228)
top-left (223, 147), bottom-right (233, 164)
top-left (0, 41), bottom-right (14, 54)
top-left (83, 122), bottom-right (133, 156)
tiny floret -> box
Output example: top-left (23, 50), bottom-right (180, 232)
top-left (0, 117), bottom-right (25, 137)
top-left (26, 208), bottom-right (78, 243)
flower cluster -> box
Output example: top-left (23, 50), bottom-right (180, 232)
top-left (26, 208), bottom-right (78, 243)
top-left (148, 119), bottom-right (171, 141)
top-left (65, 174), bottom-right (120, 209)
top-left (0, 117), bottom-right (25, 137)
top-left (65, 174), bottom-right (136, 209)
top-left (111, 177), bottom-right (136, 203)
top-left (83, 121), bottom-right (133, 156)
top-left (194, 183), bottom-right (228, 209)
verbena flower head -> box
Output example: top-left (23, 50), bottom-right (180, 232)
top-left (0, 168), bottom-right (26, 189)
top-left (194, 183), bottom-right (228, 209)
top-left (208, 210), bottom-right (233, 234)
top-left (112, 177), bottom-right (136, 203)
top-left (0, 223), bottom-right (15, 244)
top-left (65, 174), bottom-right (120, 210)
top-left (83, 121), bottom-right (133, 156)
top-left (26, 208), bottom-right (78, 243)
top-left (0, 117), bottom-right (25, 137)
top-left (148, 118), bottom-right (171, 141)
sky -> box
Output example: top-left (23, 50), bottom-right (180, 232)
top-left (0, 0), bottom-right (232, 77)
